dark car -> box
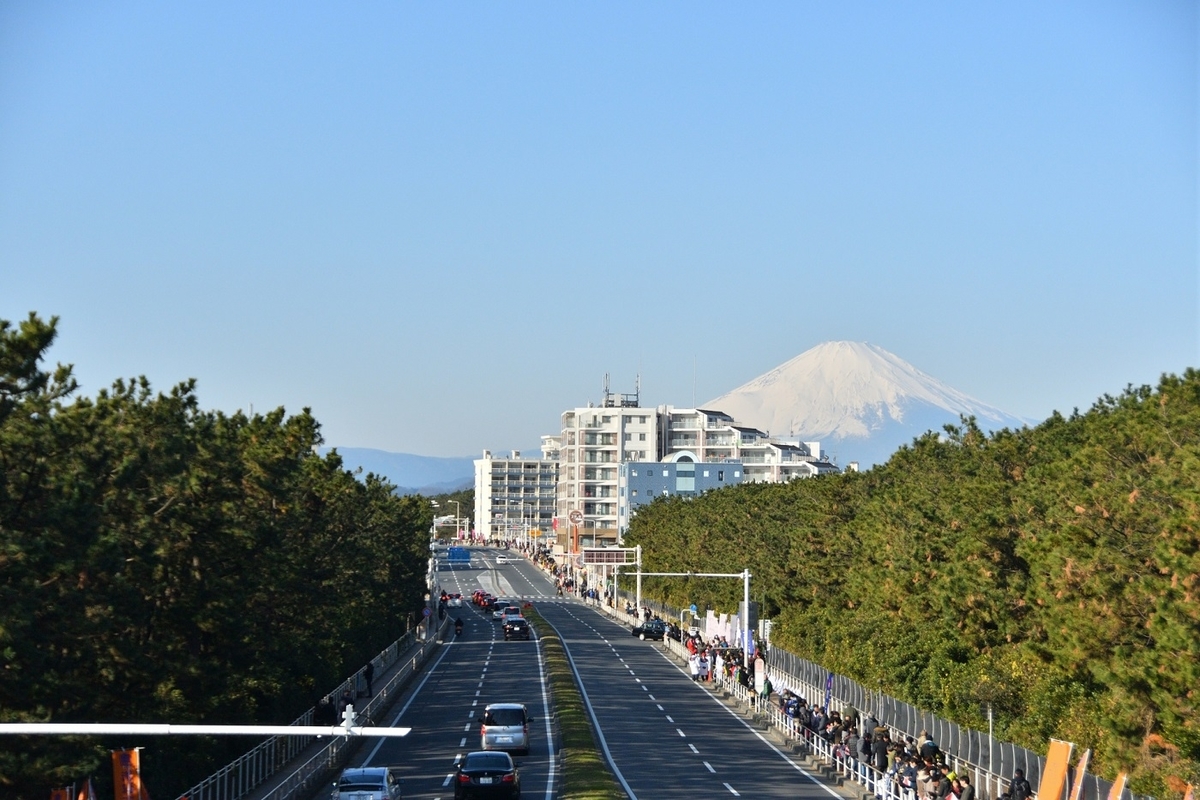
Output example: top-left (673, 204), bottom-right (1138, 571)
top-left (503, 618), bottom-right (531, 641)
top-left (631, 619), bottom-right (667, 641)
top-left (454, 751), bottom-right (520, 799)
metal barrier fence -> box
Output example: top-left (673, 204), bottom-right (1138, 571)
top-left (611, 589), bottom-right (1142, 800)
top-left (175, 621), bottom-right (446, 800)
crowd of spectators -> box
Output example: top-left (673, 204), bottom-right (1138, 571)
top-left (767, 691), bottom-right (1032, 800)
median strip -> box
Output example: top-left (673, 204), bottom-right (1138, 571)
top-left (523, 607), bottom-right (626, 800)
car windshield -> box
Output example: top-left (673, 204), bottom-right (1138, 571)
top-left (464, 753), bottom-right (512, 770)
top-left (484, 708), bottom-right (525, 726)
top-left (504, 607), bottom-right (521, 614)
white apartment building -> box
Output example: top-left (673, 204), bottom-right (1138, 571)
top-left (555, 386), bottom-right (656, 544)
top-left (659, 406), bottom-right (837, 479)
top-left (474, 450), bottom-right (559, 543)
top-left (553, 395), bottom-right (840, 543)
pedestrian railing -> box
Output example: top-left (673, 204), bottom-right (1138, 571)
top-left (175, 620), bottom-right (447, 800)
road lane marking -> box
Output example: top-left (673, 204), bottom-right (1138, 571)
top-left (689, 744), bottom-right (699, 754)
top-left (649, 646), bottom-right (843, 798)
top-left (656, 705), bottom-right (664, 711)
top-left (666, 715), bottom-right (674, 722)
top-left (442, 774), bottom-right (453, 786)
top-left (705, 761), bottom-right (716, 773)
top-left (460, 737), bottom-right (466, 746)
top-left (677, 729), bottom-right (686, 737)
top-left (363, 634), bottom-right (455, 765)
top-left (724, 782), bottom-right (740, 795)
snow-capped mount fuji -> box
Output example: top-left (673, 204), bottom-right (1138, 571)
top-left (706, 342), bottom-right (1030, 468)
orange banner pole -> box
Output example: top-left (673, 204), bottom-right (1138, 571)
top-left (112, 748), bottom-right (149, 800)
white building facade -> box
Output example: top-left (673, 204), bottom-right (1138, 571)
top-left (474, 450), bottom-right (559, 543)
top-left (550, 394), bottom-right (840, 542)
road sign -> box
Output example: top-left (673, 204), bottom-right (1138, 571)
top-left (582, 547), bottom-right (637, 565)
top-left (422, 607), bottom-right (431, 618)
top-left (568, 510), bottom-right (583, 525)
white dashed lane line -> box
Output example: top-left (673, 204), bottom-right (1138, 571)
top-left (724, 782), bottom-right (740, 795)
top-left (704, 761), bottom-right (716, 773)
top-left (688, 744), bottom-right (699, 754)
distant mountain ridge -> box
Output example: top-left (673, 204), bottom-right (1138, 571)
top-left (706, 342), bottom-right (1031, 467)
top-left (320, 447), bottom-right (475, 495)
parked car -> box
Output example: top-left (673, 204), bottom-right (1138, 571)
top-left (332, 766), bottom-right (402, 800)
top-left (479, 703), bottom-right (531, 754)
top-left (453, 751), bottom-right (520, 799)
top-left (631, 619), bottom-right (667, 641)
top-left (503, 618), bottom-right (531, 641)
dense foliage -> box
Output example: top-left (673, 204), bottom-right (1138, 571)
top-left (624, 371), bottom-right (1200, 798)
top-left (0, 314), bottom-right (432, 798)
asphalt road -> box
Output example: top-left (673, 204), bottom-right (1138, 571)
top-left (328, 548), bottom-right (845, 800)
top-left (334, 548), bottom-right (559, 800)
top-left (499, 551), bottom-right (844, 800)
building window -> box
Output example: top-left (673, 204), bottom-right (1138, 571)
top-left (734, 470), bottom-right (741, 477)
top-left (703, 470), bottom-right (710, 477)
top-left (632, 489), bottom-right (638, 497)
top-left (639, 433), bottom-right (646, 441)
top-left (631, 469), bottom-right (637, 477)
top-left (718, 470), bottom-right (724, 480)
top-left (639, 415), bottom-right (647, 423)
top-left (624, 433), bottom-right (632, 441)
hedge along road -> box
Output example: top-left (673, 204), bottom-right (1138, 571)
top-left (501, 552), bottom-right (851, 799)
top-left (332, 550), bottom-right (557, 800)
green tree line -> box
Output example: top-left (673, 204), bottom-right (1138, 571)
top-left (624, 370), bottom-right (1200, 798)
top-left (0, 314), bottom-right (433, 798)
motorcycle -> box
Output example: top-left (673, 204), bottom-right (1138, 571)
top-left (454, 619), bottom-right (463, 637)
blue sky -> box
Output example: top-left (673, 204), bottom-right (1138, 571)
top-left (2, 1), bottom-right (1196, 457)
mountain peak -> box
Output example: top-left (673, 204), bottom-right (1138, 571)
top-left (706, 342), bottom-right (1025, 465)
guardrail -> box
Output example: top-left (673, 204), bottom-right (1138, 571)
top-left (175, 619), bottom-right (448, 800)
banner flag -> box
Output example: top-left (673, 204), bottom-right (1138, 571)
top-left (76, 779), bottom-right (97, 800)
top-left (113, 748), bottom-right (150, 800)
top-left (50, 788), bottom-right (72, 800)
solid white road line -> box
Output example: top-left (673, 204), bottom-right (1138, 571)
top-left (533, 613), bottom-right (557, 800)
top-left (363, 635), bottom-right (456, 765)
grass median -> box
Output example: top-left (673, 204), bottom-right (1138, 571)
top-left (524, 606), bottom-right (626, 800)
